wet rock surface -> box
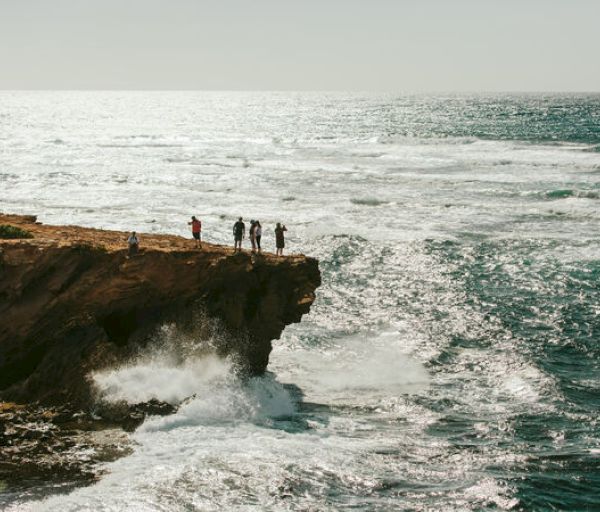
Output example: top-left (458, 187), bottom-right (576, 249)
top-left (0, 400), bottom-right (176, 493)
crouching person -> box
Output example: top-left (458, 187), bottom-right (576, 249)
top-left (127, 231), bottom-right (139, 256)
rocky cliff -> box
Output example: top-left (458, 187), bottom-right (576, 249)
top-left (0, 214), bottom-right (320, 405)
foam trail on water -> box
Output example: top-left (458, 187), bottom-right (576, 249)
top-left (272, 329), bottom-right (430, 405)
top-left (314, 340), bottom-right (429, 393)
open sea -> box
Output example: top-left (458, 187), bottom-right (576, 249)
top-left (1, 92), bottom-right (599, 511)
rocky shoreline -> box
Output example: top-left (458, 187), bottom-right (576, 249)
top-left (1, 402), bottom-right (128, 492)
top-left (0, 398), bottom-right (185, 497)
top-left (0, 213), bottom-right (320, 498)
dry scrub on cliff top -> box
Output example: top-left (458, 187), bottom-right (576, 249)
top-left (0, 224), bottom-right (34, 239)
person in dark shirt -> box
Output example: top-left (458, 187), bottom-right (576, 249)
top-left (275, 223), bottom-right (287, 256)
top-left (233, 217), bottom-right (245, 252)
top-left (249, 220), bottom-right (257, 252)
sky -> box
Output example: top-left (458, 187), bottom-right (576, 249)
top-left (0, 0), bottom-right (598, 91)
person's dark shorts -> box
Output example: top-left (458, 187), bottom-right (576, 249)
top-left (234, 235), bottom-right (243, 242)
top-left (193, 232), bottom-right (201, 240)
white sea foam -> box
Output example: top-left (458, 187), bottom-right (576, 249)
top-left (271, 329), bottom-right (430, 409)
top-left (92, 354), bottom-right (231, 405)
top-left (140, 374), bottom-right (296, 432)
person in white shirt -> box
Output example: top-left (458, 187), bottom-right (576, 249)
top-left (127, 232), bottom-right (139, 256)
top-left (254, 221), bottom-right (262, 253)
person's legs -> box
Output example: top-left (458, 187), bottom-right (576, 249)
top-left (256, 236), bottom-right (261, 252)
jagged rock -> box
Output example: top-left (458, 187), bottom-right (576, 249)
top-left (131, 399), bottom-right (177, 416)
top-left (0, 402), bottom-right (133, 487)
top-left (0, 214), bottom-right (321, 406)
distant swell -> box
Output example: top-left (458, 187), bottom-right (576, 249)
top-left (98, 143), bottom-right (185, 148)
top-left (545, 189), bottom-right (600, 200)
top-left (351, 197), bottom-right (389, 206)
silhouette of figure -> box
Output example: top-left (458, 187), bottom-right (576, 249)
top-left (249, 220), bottom-right (257, 252)
top-left (233, 217), bottom-right (245, 252)
top-left (255, 221), bottom-right (262, 253)
top-left (275, 223), bottom-right (287, 256)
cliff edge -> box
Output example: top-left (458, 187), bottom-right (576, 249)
top-left (0, 214), bottom-right (320, 405)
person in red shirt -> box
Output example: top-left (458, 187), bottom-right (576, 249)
top-left (188, 216), bottom-right (202, 248)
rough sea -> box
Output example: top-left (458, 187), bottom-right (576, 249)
top-left (1, 92), bottom-right (599, 511)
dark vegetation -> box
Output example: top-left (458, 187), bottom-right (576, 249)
top-left (0, 224), bottom-right (34, 239)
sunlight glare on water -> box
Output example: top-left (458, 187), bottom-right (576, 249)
top-left (1, 92), bottom-right (599, 510)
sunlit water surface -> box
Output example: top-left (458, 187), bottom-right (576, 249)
top-left (1, 92), bottom-right (599, 511)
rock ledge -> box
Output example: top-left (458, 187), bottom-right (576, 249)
top-left (0, 214), bottom-right (320, 405)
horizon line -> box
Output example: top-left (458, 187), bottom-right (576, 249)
top-left (0, 89), bottom-right (599, 94)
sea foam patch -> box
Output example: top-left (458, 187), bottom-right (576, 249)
top-left (92, 354), bottom-right (230, 405)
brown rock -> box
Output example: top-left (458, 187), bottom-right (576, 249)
top-left (0, 214), bottom-right (321, 406)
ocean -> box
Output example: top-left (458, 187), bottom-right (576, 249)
top-left (1, 92), bottom-right (599, 511)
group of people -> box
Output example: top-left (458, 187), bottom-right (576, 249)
top-left (232, 217), bottom-right (287, 255)
top-left (126, 216), bottom-right (288, 256)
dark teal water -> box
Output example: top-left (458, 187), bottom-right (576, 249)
top-left (377, 94), bottom-right (600, 144)
top-left (426, 238), bottom-right (600, 509)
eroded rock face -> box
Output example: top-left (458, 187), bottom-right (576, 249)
top-left (0, 214), bottom-right (320, 405)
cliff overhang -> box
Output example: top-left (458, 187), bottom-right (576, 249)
top-left (0, 214), bottom-right (320, 405)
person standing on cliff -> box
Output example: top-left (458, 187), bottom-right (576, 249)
top-left (275, 223), bottom-right (287, 256)
top-left (255, 220), bottom-right (262, 253)
top-left (233, 217), bottom-right (245, 252)
top-left (188, 216), bottom-right (202, 248)
top-left (127, 231), bottom-right (139, 256)
top-left (249, 220), bottom-right (257, 253)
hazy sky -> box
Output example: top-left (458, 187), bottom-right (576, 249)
top-left (0, 0), bottom-right (598, 91)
